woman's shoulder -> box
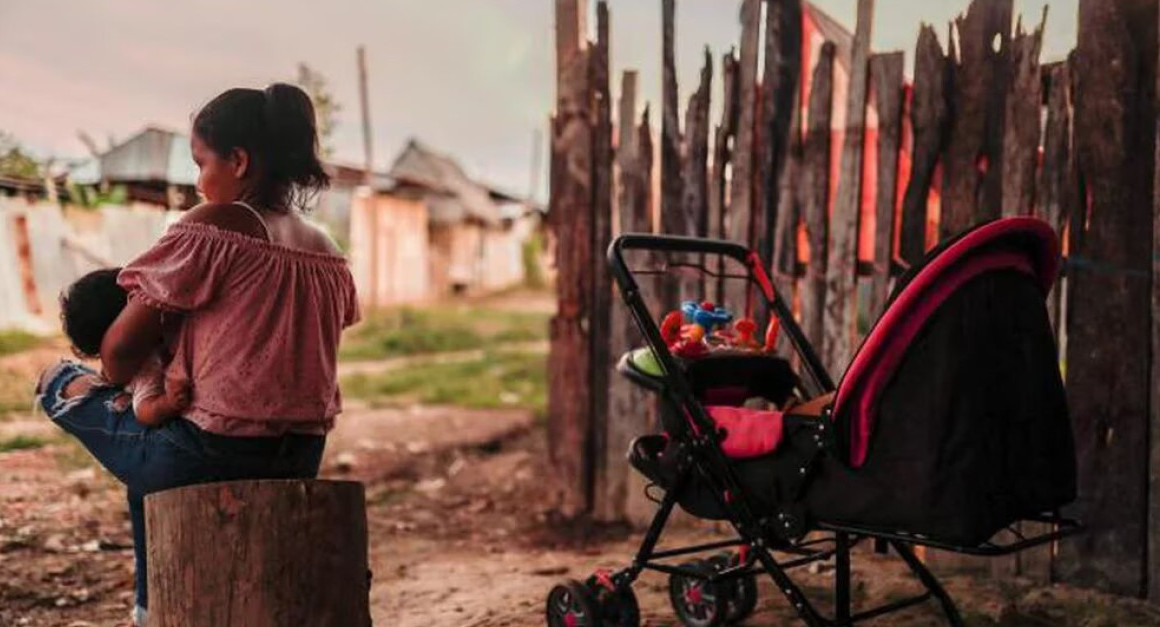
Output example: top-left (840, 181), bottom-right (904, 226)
top-left (300, 218), bottom-right (344, 256)
top-left (180, 202), bottom-right (267, 240)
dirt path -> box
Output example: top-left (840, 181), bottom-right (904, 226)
top-left (3, 344), bottom-right (1160, 626)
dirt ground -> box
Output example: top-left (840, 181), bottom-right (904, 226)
top-left (3, 345), bottom-right (1160, 626)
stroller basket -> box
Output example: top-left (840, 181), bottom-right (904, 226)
top-left (545, 218), bottom-right (1081, 627)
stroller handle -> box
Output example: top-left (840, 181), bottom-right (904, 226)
top-left (608, 234), bottom-right (752, 294)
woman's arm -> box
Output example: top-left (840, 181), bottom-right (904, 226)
top-left (100, 301), bottom-right (165, 385)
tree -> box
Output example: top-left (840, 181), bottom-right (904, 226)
top-left (295, 63), bottom-right (341, 158)
top-left (0, 131), bottom-right (42, 179)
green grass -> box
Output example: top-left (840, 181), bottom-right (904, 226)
top-left (341, 350), bottom-right (547, 418)
top-left (340, 305), bottom-right (549, 361)
top-left (0, 329), bottom-right (41, 356)
top-left (0, 368), bottom-right (33, 415)
top-left (0, 434), bottom-right (49, 452)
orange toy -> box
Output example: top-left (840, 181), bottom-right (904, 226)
top-left (732, 318), bottom-right (761, 350)
top-left (764, 317), bottom-right (781, 352)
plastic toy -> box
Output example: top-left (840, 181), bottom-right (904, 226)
top-left (732, 318), bottom-right (761, 350)
top-left (659, 311), bottom-right (684, 345)
top-left (764, 317), bottom-right (781, 352)
top-left (681, 301), bottom-right (734, 334)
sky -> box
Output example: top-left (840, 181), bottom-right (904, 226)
top-left (0, 1), bottom-right (1077, 203)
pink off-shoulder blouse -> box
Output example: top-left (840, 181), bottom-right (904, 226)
top-left (118, 221), bottom-right (360, 436)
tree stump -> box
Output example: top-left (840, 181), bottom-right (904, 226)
top-left (144, 479), bottom-right (370, 627)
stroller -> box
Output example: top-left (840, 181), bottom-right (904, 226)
top-left (544, 217), bottom-right (1080, 626)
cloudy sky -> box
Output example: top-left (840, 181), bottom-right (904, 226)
top-left (0, 1), bottom-right (1076, 201)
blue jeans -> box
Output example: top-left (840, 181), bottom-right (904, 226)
top-left (37, 361), bottom-right (326, 610)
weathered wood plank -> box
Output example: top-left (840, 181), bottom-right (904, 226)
top-left (1152, 0), bottom-right (1160, 600)
top-left (1058, 0), bottom-right (1156, 597)
top-left (682, 49), bottom-right (713, 298)
top-left (771, 98), bottom-right (802, 296)
top-left (1001, 13), bottom-right (1045, 218)
top-left (684, 49), bottom-right (713, 241)
top-left (600, 70), bottom-right (655, 525)
top-left (800, 42), bottom-right (835, 353)
top-left (548, 0), bottom-right (593, 517)
top-left (866, 51), bottom-right (904, 321)
top-left (1039, 61), bottom-right (1072, 330)
top-left (822, 0), bottom-right (873, 377)
top-left (627, 105), bottom-right (660, 526)
top-left (709, 51), bottom-right (740, 303)
top-left (986, 13), bottom-right (1047, 581)
top-left (1021, 59), bottom-right (1071, 586)
top-left (899, 25), bottom-right (950, 266)
top-left (940, 0), bottom-right (1013, 238)
top-left (979, 1), bottom-right (1014, 220)
top-left (589, 1), bottom-right (614, 521)
top-left (724, 0), bottom-right (761, 312)
top-left (757, 0), bottom-right (803, 283)
top-left (660, 0), bottom-right (684, 308)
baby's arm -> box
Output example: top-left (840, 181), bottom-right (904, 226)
top-left (131, 356), bottom-right (190, 426)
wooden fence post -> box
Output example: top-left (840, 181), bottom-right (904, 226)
top-left (145, 480), bottom-right (369, 626)
top-left (548, 0), bottom-right (593, 517)
top-left (822, 0), bottom-right (873, 377)
top-left (899, 25), bottom-right (950, 267)
top-left (1058, 0), bottom-right (1156, 597)
top-left (683, 49), bottom-right (713, 297)
top-left (589, 1), bottom-right (615, 521)
top-left (710, 51), bottom-right (740, 303)
top-left (866, 51), bottom-right (904, 321)
top-left (599, 68), bottom-right (655, 525)
top-left (1040, 60), bottom-right (1072, 330)
top-left (1001, 13), bottom-right (1045, 218)
top-left (941, 0), bottom-right (1013, 237)
top-left (800, 43), bottom-right (835, 352)
top-left (1152, 0), bottom-right (1160, 602)
top-left (724, 0), bottom-right (761, 311)
top-left (758, 0), bottom-right (803, 286)
top-left (660, 0), bottom-right (688, 306)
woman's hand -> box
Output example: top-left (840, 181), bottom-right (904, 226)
top-left (100, 300), bottom-right (165, 386)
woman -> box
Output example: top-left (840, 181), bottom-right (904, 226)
top-left (36, 83), bottom-right (359, 626)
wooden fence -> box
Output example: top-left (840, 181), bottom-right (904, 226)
top-left (547, 0), bottom-right (1160, 600)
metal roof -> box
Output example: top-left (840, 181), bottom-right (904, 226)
top-left (387, 139), bottom-right (503, 226)
top-left (69, 126), bottom-right (197, 186)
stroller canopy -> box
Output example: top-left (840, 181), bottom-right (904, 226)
top-left (833, 218), bottom-right (1061, 467)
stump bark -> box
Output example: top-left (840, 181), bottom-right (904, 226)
top-left (145, 479), bottom-right (370, 627)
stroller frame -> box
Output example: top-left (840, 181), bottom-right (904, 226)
top-left (600, 234), bottom-right (1081, 626)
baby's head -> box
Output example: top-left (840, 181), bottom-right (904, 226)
top-left (60, 268), bottom-right (127, 359)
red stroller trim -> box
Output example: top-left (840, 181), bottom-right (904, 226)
top-left (834, 218), bottom-right (1060, 467)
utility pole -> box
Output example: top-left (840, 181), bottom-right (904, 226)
top-left (357, 46), bottom-right (374, 185)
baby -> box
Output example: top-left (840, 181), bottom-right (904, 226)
top-left (59, 268), bottom-right (190, 426)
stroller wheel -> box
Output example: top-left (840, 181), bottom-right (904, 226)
top-left (586, 575), bottom-right (640, 627)
top-left (707, 552), bottom-right (758, 623)
top-left (668, 560), bottom-right (728, 627)
top-left (546, 579), bottom-right (599, 627)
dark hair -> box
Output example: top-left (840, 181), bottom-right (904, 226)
top-left (192, 83), bottom-right (330, 211)
top-left (60, 268), bottom-right (128, 359)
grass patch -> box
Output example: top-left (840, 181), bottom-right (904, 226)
top-left (0, 434), bottom-right (49, 452)
top-left (0, 368), bottom-right (34, 415)
top-left (340, 305), bottom-right (549, 361)
top-left (341, 350), bottom-right (547, 417)
top-left (0, 329), bottom-right (41, 356)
